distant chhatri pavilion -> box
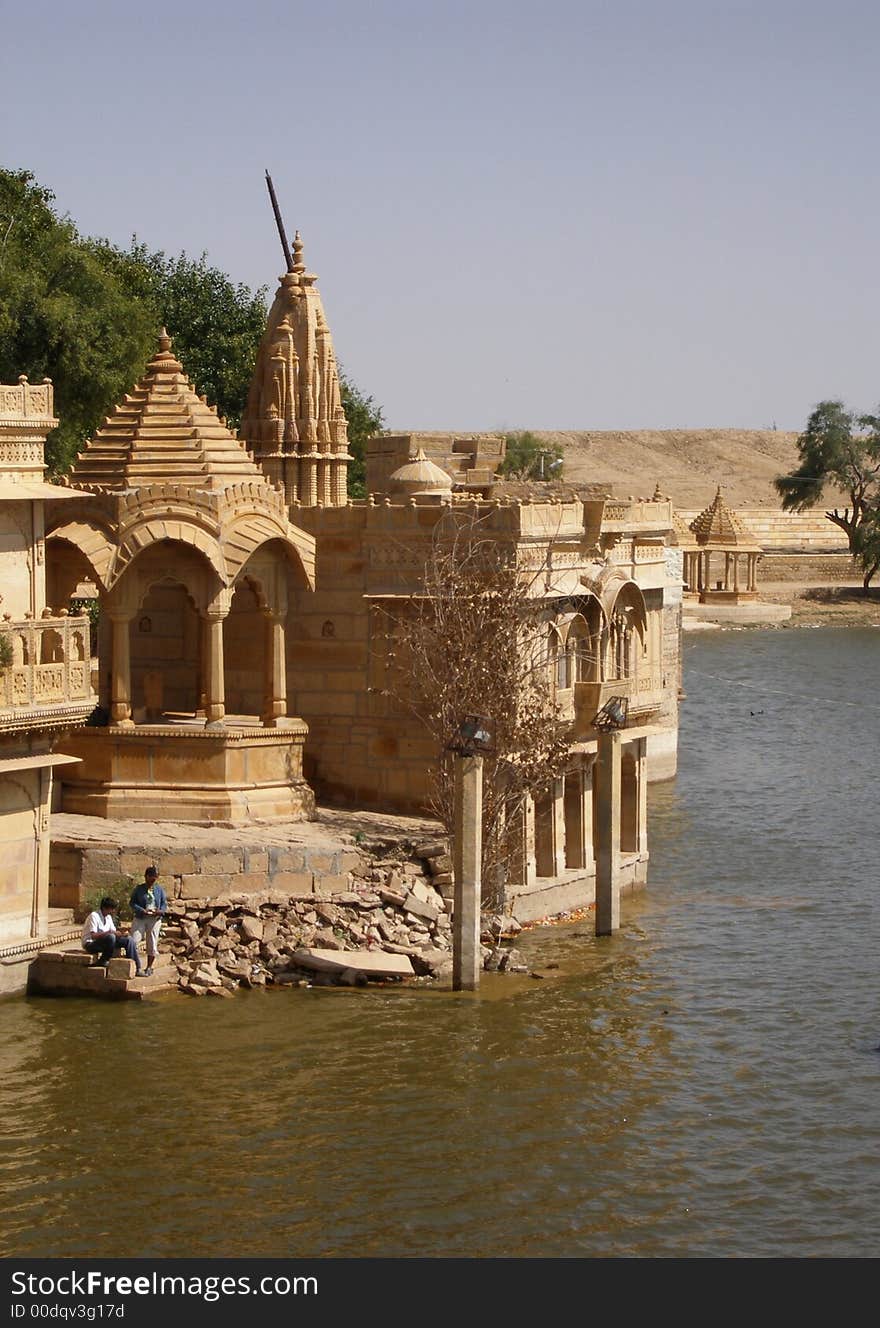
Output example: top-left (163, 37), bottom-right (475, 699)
top-left (686, 486), bottom-right (762, 603)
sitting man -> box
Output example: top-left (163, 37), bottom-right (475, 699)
top-left (129, 865), bottom-right (167, 978)
top-left (81, 896), bottom-right (142, 974)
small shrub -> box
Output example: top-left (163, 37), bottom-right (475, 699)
top-left (500, 431), bottom-right (564, 481)
top-left (78, 880), bottom-right (135, 924)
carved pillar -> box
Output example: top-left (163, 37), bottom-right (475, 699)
top-left (733, 553), bottom-right (740, 592)
top-left (637, 736), bottom-right (649, 855)
top-left (262, 612), bottom-right (288, 727)
top-left (552, 776), bottom-right (566, 877)
top-left (109, 611), bottom-right (134, 727)
top-left (333, 457), bottom-right (348, 507)
top-left (301, 453), bottom-right (318, 506)
top-left (204, 595), bottom-right (230, 727)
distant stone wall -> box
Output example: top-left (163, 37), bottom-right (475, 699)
top-left (758, 553), bottom-right (858, 582)
top-left (49, 840), bottom-right (367, 911)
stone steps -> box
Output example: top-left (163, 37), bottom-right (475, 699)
top-left (27, 944), bottom-right (177, 1000)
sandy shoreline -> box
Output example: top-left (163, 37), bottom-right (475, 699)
top-left (761, 581), bottom-right (880, 628)
top-left (694, 582), bottom-right (880, 629)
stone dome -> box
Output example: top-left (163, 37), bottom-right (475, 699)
top-left (387, 447), bottom-right (453, 496)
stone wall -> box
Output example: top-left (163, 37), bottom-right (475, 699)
top-left (758, 553), bottom-right (858, 582)
top-left (49, 838), bottom-right (366, 909)
top-left (0, 764), bottom-right (42, 946)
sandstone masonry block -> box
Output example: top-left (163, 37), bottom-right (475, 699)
top-left (306, 853), bottom-right (337, 873)
top-left (156, 853), bottom-right (197, 875)
top-left (199, 853), bottom-right (243, 875)
top-left (180, 874), bottom-right (233, 899)
top-left (269, 871), bottom-right (314, 893)
top-left (273, 850), bottom-right (307, 872)
top-left (313, 874), bottom-right (351, 895)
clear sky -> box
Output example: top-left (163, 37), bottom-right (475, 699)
top-left (2, 0), bottom-right (878, 432)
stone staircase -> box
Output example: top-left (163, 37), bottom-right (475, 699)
top-left (28, 942), bottom-right (177, 1000)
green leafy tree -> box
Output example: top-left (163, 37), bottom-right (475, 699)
top-left (500, 431), bottom-right (564, 481)
top-left (1, 168), bottom-right (385, 487)
top-left (92, 240), bottom-right (268, 431)
top-left (341, 370), bottom-right (384, 498)
top-left (775, 400), bottom-right (880, 590)
top-left (851, 504), bottom-right (880, 592)
top-left (0, 170), bottom-right (155, 473)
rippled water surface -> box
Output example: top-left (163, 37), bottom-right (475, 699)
top-left (1, 627), bottom-right (878, 1258)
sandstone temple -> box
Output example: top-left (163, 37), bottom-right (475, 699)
top-left (0, 234), bottom-right (684, 993)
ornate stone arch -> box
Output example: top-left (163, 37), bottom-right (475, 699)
top-left (603, 579), bottom-right (648, 682)
top-left (44, 519), bottom-right (115, 596)
top-left (110, 538), bottom-right (223, 619)
top-left (223, 513), bottom-right (316, 592)
top-left (112, 519), bottom-right (227, 591)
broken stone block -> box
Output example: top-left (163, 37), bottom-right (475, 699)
top-left (403, 892), bottom-right (439, 922)
top-left (238, 916), bottom-right (264, 944)
top-left (189, 962), bottom-right (222, 988)
top-left (414, 838), bottom-right (447, 859)
top-left (410, 947), bottom-right (451, 977)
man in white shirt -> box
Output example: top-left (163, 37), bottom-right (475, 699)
top-left (81, 897), bottom-right (143, 975)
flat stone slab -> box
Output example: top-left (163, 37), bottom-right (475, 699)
top-left (292, 947), bottom-right (414, 978)
top-left (683, 602), bottom-right (792, 624)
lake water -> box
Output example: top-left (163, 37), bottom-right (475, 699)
top-left (1, 627), bottom-right (878, 1258)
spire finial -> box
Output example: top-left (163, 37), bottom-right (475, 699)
top-left (292, 230), bottom-right (305, 274)
top-left (159, 327), bottom-right (172, 352)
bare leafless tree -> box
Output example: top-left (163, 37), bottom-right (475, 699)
top-left (373, 504), bottom-right (574, 908)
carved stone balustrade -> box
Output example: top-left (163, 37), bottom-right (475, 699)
top-left (0, 615), bottom-right (96, 732)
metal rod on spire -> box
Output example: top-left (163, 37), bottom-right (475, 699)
top-left (265, 170), bottom-right (294, 272)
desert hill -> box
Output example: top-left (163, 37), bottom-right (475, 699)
top-left (531, 429), bottom-right (836, 509)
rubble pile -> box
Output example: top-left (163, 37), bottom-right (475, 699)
top-left (162, 835), bottom-right (529, 996)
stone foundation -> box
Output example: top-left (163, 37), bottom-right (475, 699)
top-left (58, 720), bottom-right (314, 824)
top-left (507, 852), bottom-right (647, 923)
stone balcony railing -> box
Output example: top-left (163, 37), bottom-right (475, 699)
top-left (0, 614), bottom-right (96, 733)
top-left (600, 499), bottom-right (674, 534)
top-left (572, 673), bottom-right (665, 738)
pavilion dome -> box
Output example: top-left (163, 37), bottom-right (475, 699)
top-left (689, 486), bottom-right (760, 550)
top-left (387, 448), bottom-right (453, 496)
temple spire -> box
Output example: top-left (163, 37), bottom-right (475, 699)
top-left (292, 230), bottom-right (306, 275)
top-left (241, 234), bottom-right (351, 508)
